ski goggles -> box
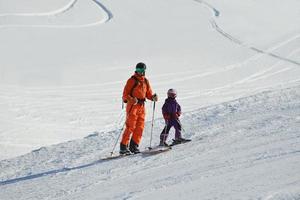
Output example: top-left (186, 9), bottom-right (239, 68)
top-left (136, 67), bottom-right (146, 73)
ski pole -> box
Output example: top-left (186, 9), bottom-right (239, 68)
top-left (110, 121), bottom-right (126, 156)
top-left (149, 101), bottom-right (156, 149)
top-left (110, 103), bottom-right (134, 156)
top-left (110, 105), bottom-right (126, 156)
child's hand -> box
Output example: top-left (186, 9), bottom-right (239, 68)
top-left (163, 113), bottom-right (170, 120)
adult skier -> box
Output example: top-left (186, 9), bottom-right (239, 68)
top-left (159, 89), bottom-right (190, 146)
top-left (120, 62), bottom-right (158, 154)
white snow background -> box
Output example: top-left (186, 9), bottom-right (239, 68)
top-left (0, 0), bottom-right (300, 199)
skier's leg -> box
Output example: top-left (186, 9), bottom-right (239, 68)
top-left (130, 105), bottom-right (145, 152)
top-left (121, 106), bottom-right (138, 146)
top-left (160, 121), bottom-right (172, 143)
top-left (172, 120), bottom-right (190, 144)
top-left (174, 120), bottom-right (182, 140)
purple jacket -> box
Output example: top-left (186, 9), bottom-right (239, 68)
top-left (162, 97), bottom-right (181, 120)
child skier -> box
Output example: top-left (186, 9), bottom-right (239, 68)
top-left (159, 89), bottom-right (190, 146)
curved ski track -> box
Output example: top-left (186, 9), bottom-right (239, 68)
top-left (0, 0), bottom-right (112, 28)
top-left (0, 0), bottom-right (78, 17)
top-left (194, 0), bottom-right (300, 67)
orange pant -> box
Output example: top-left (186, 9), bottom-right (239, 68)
top-left (121, 103), bottom-right (145, 145)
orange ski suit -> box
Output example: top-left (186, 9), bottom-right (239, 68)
top-left (121, 73), bottom-right (154, 146)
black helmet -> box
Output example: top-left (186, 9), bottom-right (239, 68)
top-left (135, 62), bottom-right (146, 71)
top-left (135, 62), bottom-right (146, 74)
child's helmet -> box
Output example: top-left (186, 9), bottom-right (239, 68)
top-left (167, 88), bottom-right (177, 98)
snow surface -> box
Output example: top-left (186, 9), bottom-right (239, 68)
top-left (0, 0), bottom-right (300, 199)
top-left (1, 86), bottom-right (300, 199)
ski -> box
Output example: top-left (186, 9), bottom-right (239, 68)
top-left (102, 152), bottom-right (134, 161)
top-left (141, 146), bottom-right (171, 155)
top-left (103, 139), bottom-right (193, 161)
top-left (102, 146), bottom-right (171, 160)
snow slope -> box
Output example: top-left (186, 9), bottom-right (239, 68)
top-left (1, 85), bottom-right (300, 199)
top-left (0, 0), bottom-right (300, 199)
top-left (0, 0), bottom-right (299, 160)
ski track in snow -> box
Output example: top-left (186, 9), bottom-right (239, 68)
top-left (0, 0), bottom-right (78, 17)
top-left (0, 0), bottom-right (112, 28)
top-left (194, 0), bottom-right (300, 67)
top-left (154, 44), bottom-right (300, 101)
top-left (144, 1), bottom-right (300, 101)
top-left (0, 1), bottom-right (298, 100)
top-left (199, 49), bottom-right (300, 96)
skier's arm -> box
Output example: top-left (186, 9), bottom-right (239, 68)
top-left (122, 78), bottom-right (137, 104)
top-left (145, 79), bottom-right (157, 101)
top-left (176, 104), bottom-right (182, 118)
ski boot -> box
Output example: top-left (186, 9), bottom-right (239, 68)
top-left (129, 139), bottom-right (141, 154)
top-left (171, 138), bottom-right (191, 146)
top-left (159, 140), bottom-right (170, 147)
top-left (119, 143), bottom-right (131, 155)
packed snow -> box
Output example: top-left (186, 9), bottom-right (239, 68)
top-left (0, 0), bottom-right (300, 199)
